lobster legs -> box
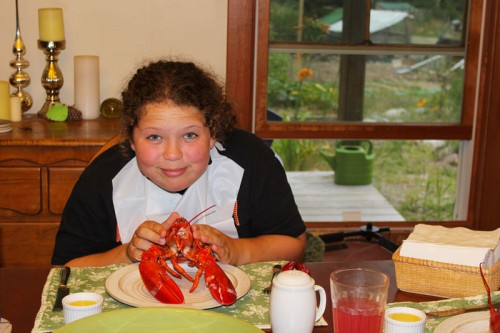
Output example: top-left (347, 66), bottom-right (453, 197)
top-left (164, 255), bottom-right (194, 282)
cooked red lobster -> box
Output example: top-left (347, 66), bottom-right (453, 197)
top-left (139, 206), bottom-right (237, 305)
top-left (282, 261), bottom-right (310, 275)
top-left (480, 263), bottom-right (500, 332)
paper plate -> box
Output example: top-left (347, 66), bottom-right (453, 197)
top-left (54, 307), bottom-right (263, 332)
top-left (434, 311), bottom-right (490, 333)
top-left (105, 262), bottom-right (251, 309)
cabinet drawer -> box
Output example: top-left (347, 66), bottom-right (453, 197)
top-left (0, 167), bottom-right (42, 215)
top-left (0, 222), bottom-right (59, 266)
top-left (48, 168), bottom-right (84, 214)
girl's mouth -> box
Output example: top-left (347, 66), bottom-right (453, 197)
top-left (161, 167), bottom-right (186, 178)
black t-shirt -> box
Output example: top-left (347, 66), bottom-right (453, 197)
top-left (51, 129), bottom-right (305, 265)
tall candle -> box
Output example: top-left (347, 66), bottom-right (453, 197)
top-left (74, 56), bottom-right (100, 119)
top-left (0, 81), bottom-right (10, 120)
top-left (38, 8), bottom-right (65, 41)
top-left (10, 96), bottom-right (22, 122)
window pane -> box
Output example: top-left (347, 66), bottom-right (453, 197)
top-left (267, 52), bottom-right (464, 123)
top-left (270, 0), bottom-right (467, 46)
top-left (271, 138), bottom-right (459, 222)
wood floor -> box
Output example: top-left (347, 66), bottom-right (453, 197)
top-left (286, 171), bottom-right (405, 223)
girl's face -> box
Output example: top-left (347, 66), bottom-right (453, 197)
top-left (131, 101), bottom-right (215, 192)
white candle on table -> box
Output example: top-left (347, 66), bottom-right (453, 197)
top-left (10, 96), bottom-right (22, 122)
top-left (0, 81), bottom-right (10, 120)
top-left (74, 56), bottom-right (100, 119)
top-left (38, 8), bottom-right (65, 41)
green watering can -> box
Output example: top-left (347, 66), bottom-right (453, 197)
top-left (320, 140), bottom-right (374, 185)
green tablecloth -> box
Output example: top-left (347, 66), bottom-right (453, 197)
top-left (33, 263), bottom-right (500, 332)
top-left (33, 262), bottom-right (328, 332)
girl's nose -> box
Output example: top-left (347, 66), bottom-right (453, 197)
top-left (162, 141), bottom-right (182, 160)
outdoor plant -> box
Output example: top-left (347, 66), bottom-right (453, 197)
top-left (272, 113), bottom-right (331, 171)
top-left (268, 53), bottom-right (338, 121)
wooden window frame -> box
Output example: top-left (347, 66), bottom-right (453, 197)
top-left (226, 0), bottom-right (500, 231)
top-left (255, 0), bottom-right (477, 140)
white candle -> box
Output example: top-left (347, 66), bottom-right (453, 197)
top-left (0, 81), bottom-right (10, 120)
top-left (74, 56), bottom-right (100, 119)
top-left (10, 96), bottom-right (22, 122)
top-left (38, 8), bottom-right (65, 41)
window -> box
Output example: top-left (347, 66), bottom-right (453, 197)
top-left (254, 0), bottom-right (476, 139)
top-left (265, 1), bottom-right (467, 126)
top-left (226, 0), bottom-right (490, 227)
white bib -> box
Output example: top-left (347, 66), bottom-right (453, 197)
top-left (112, 145), bottom-right (243, 243)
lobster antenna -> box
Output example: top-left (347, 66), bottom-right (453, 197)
top-left (189, 205), bottom-right (216, 224)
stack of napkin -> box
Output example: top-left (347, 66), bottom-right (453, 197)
top-left (399, 224), bottom-right (500, 268)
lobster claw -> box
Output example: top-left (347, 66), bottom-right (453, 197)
top-left (204, 260), bottom-right (237, 305)
top-left (480, 263), bottom-right (500, 332)
top-left (282, 261), bottom-right (310, 275)
top-left (139, 245), bottom-right (184, 304)
top-left (195, 247), bottom-right (237, 305)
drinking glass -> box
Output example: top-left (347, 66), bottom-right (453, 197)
top-left (330, 268), bottom-right (389, 333)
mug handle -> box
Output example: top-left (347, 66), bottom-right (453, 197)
top-left (314, 285), bottom-right (327, 322)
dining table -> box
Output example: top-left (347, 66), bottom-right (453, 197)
top-left (1, 260), bottom-right (493, 333)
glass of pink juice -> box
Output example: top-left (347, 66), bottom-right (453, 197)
top-left (330, 268), bottom-right (389, 333)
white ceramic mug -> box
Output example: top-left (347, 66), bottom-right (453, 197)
top-left (270, 270), bottom-right (327, 333)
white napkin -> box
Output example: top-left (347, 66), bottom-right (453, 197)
top-left (399, 224), bottom-right (500, 267)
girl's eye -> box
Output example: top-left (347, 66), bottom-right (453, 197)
top-left (184, 132), bottom-right (198, 140)
top-left (146, 134), bottom-right (162, 141)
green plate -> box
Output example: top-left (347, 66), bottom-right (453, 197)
top-left (55, 307), bottom-right (263, 333)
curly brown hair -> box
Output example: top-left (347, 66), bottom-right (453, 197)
top-left (121, 60), bottom-right (237, 144)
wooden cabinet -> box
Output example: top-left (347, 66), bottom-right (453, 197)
top-left (0, 115), bottom-right (121, 266)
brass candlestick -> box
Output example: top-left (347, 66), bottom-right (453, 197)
top-left (37, 40), bottom-right (66, 119)
top-left (9, 0), bottom-right (32, 112)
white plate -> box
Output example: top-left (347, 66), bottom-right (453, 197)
top-left (434, 311), bottom-right (490, 333)
top-left (105, 262), bottom-right (251, 309)
top-left (0, 125), bottom-right (12, 133)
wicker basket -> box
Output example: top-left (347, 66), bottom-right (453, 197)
top-left (393, 247), bottom-right (500, 298)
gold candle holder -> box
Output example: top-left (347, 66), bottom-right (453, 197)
top-left (37, 40), bottom-right (66, 119)
top-left (9, 0), bottom-right (32, 112)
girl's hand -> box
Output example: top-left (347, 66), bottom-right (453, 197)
top-left (191, 224), bottom-right (235, 264)
top-left (125, 212), bottom-right (180, 262)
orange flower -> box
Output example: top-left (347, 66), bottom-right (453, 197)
top-left (298, 68), bottom-right (313, 81)
top-left (320, 24), bottom-right (330, 33)
top-left (416, 99), bottom-right (427, 108)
